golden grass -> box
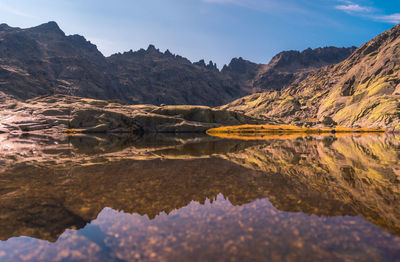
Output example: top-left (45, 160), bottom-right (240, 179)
top-left (64, 129), bottom-right (84, 135)
top-left (207, 132), bottom-right (385, 141)
top-left (207, 124), bottom-right (385, 134)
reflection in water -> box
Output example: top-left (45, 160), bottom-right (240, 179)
top-left (0, 133), bottom-right (399, 261)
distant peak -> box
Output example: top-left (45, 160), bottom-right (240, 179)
top-left (228, 57), bottom-right (249, 66)
top-left (0, 23), bottom-right (16, 32)
top-left (147, 44), bottom-right (158, 52)
top-left (268, 46), bottom-right (358, 70)
top-left (194, 59), bottom-right (219, 71)
top-left (45, 21), bottom-right (59, 27)
top-left (195, 59), bottom-right (206, 67)
top-left (164, 49), bottom-right (173, 56)
top-left (28, 21), bottom-right (64, 35)
top-left (207, 60), bottom-right (218, 71)
top-left (39, 21), bottom-right (60, 29)
top-left (222, 57), bottom-right (257, 74)
top-left (0, 23), bottom-right (10, 29)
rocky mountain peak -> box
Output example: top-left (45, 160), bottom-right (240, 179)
top-left (194, 59), bottom-right (206, 67)
top-left (267, 46), bottom-right (357, 72)
top-left (26, 21), bottom-right (65, 36)
top-left (222, 57), bottom-right (258, 75)
top-left (348, 24), bottom-right (400, 63)
top-left (146, 44), bottom-right (160, 53)
top-left (164, 49), bottom-right (173, 57)
top-left (0, 23), bottom-right (15, 32)
top-left (194, 59), bottom-right (219, 71)
top-left (67, 34), bottom-right (104, 57)
top-left (207, 60), bottom-right (218, 71)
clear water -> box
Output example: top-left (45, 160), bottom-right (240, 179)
top-left (0, 133), bottom-right (399, 261)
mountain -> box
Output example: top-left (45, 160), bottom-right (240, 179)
top-left (106, 46), bottom-right (244, 105)
top-left (0, 22), bottom-right (244, 106)
top-left (0, 21), bottom-right (355, 106)
top-left (222, 24), bottom-right (400, 131)
top-left (222, 46), bottom-right (357, 93)
top-left (0, 21), bottom-right (115, 100)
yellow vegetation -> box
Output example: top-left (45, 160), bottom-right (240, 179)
top-left (207, 124), bottom-right (385, 134)
top-left (207, 132), bottom-right (385, 141)
top-left (206, 124), bottom-right (385, 140)
top-left (64, 129), bottom-right (83, 135)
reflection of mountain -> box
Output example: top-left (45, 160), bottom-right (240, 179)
top-left (223, 134), bottom-right (400, 235)
top-left (0, 134), bottom-right (399, 242)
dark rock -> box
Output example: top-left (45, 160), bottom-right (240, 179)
top-left (0, 21), bottom-right (355, 106)
top-left (321, 116), bottom-right (338, 127)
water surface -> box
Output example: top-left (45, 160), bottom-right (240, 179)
top-left (0, 133), bottom-right (399, 261)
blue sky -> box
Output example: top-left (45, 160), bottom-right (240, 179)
top-left (0, 0), bottom-right (399, 67)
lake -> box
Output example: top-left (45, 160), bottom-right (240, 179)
top-left (0, 133), bottom-right (399, 261)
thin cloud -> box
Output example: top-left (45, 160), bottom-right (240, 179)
top-left (335, 4), bottom-right (371, 13)
top-left (335, 1), bottom-right (400, 25)
top-left (203, 0), bottom-right (237, 3)
top-left (201, 0), bottom-right (345, 28)
top-left (202, 0), bottom-right (257, 9)
top-left (374, 13), bottom-right (400, 24)
top-left (0, 3), bottom-right (37, 19)
top-left (201, 0), bottom-right (314, 16)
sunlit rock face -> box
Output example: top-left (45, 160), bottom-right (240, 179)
top-left (222, 24), bottom-right (400, 131)
top-left (0, 133), bottom-right (399, 244)
top-left (0, 95), bottom-right (264, 135)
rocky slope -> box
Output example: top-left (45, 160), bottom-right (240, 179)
top-left (222, 24), bottom-right (400, 131)
top-left (0, 93), bottom-right (263, 134)
top-left (0, 22), bottom-right (115, 100)
top-left (0, 21), bottom-right (355, 106)
top-left (106, 46), bottom-right (246, 106)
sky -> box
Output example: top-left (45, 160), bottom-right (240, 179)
top-left (0, 0), bottom-right (399, 67)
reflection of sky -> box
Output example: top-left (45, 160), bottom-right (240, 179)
top-left (1, 195), bottom-right (399, 261)
top-left (0, 0), bottom-right (399, 66)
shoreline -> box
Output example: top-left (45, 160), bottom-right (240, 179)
top-left (206, 124), bottom-right (386, 134)
top-left (206, 124), bottom-right (387, 140)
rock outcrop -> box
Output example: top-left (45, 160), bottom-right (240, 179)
top-left (0, 94), bottom-right (263, 134)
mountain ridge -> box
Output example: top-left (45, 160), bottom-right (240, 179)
top-left (0, 21), bottom-right (355, 106)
